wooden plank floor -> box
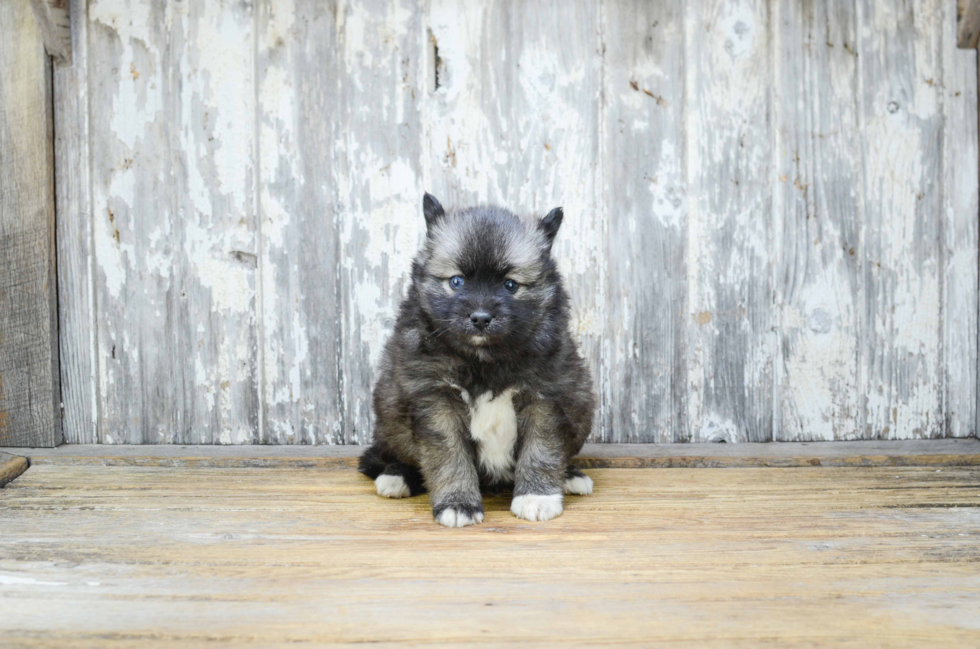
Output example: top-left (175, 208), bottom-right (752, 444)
top-left (2, 463), bottom-right (980, 646)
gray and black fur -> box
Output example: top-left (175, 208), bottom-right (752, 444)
top-left (359, 194), bottom-right (595, 527)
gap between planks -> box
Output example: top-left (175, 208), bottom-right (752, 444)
top-left (1, 439), bottom-right (978, 471)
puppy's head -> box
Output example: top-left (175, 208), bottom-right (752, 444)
top-left (416, 193), bottom-right (564, 354)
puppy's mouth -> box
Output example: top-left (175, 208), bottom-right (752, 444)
top-left (468, 334), bottom-right (490, 346)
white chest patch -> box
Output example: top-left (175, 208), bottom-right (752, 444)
top-left (468, 388), bottom-right (518, 483)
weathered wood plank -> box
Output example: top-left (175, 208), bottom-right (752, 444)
top-left (89, 0), bottom-right (259, 443)
top-left (957, 0), bottom-right (980, 48)
top-left (684, 0), bottom-right (773, 442)
top-left (858, 0), bottom-right (945, 439)
top-left (0, 453), bottom-right (30, 488)
top-left (773, 2), bottom-right (862, 440)
top-left (427, 0), bottom-right (605, 437)
top-left (28, 0), bottom-right (72, 65)
top-left (8, 439), bottom-right (980, 469)
top-left (337, 0), bottom-right (427, 443)
top-left (54, 0), bottom-right (98, 444)
top-left (943, 0), bottom-right (979, 438)
top-left (256, 0), bottom-right (345, 444)
top-left (600, 0), bottom-right (685, 442)
top-left (3, 464), bottom-right (980, 644)
top-left (88, 0), bottom-right (177, 443)
top-left (0, 0), bottom-right (62, 448)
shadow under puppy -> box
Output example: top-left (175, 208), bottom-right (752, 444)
top-left (359, 194), bottom-right (596, 527)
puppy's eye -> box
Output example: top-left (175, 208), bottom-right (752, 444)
top-left (449, 276), bottom-right (465, 290)
top-left (503, 279), bottom-right (519, 293)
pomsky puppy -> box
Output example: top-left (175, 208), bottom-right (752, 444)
top-left (359, 194), bottom-right (595, 527)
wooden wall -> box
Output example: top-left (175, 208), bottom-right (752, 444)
top-left (0, 0), bottom-right (62, 447)
top-left (52, 0), bottom-right (978, 444)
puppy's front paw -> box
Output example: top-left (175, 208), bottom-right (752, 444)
top-left (433, 503), bottom-right (484, 528)
top-left (511, 494), bottom-right (563, 522)
top-left (375, 474), bottom-right (411, 498)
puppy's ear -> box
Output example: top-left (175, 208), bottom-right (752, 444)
top-left (423, 193), bottom-right (445, 232)
top-left (539, 207), bottom-right (563, 249)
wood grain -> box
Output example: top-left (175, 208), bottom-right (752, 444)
top-left (55, 0), bottom-right (98, 444)
top-left (942, 1), bottom-right (979, 438)
top-left (601, 0), bottom-right (686, 443)
top-left (2, 464), bottom-right (979, 645)
top-left (773, 2), bottom-right (862, 440)
top-left (51, 0), bottom-right (980, 444)
top-left (28, 0), bottom-right (72, 65)
top-left (858, 0), bottom-right (945, 439)
top-left (0, 0), bottom-right (62, 448)
top-left (684, 0), bottom-right (773, 442)
top-left (8, 438), bottom-right (980, 469)
top-left (88, 0), bottom-right (259, 443)
top-left (958, 0), bottom-right (980, 48)
top-left (0, 453), bottom-right (30, 488)
top-left (255, 0), bottom-right (345, 445)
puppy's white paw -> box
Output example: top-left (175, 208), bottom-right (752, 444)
top-left (511, 494), bottom-right (564, 522)
top-left (435, 507), bottom-right (484, 528)
top-left (375, 474), bottom-right (410, 498)
top-left (564, 474), bottom-right (594, 495)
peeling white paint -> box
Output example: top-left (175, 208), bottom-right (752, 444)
top-left (73, 0), bottom-right (976, 445)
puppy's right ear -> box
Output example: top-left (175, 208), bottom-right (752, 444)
top-left (423, 193), bottom-right (445, 232)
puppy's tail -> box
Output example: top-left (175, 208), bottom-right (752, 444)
top-left (359, 445), bottom-right (427, 496)
top-left (358, 444), bottom-right (387, 479)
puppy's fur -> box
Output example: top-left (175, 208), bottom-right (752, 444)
top-left (359, 194), bottom-right (595, 527)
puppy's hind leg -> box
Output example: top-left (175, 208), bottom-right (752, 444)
top-left (375, 462), bottom-right (426, 499)
top-left (563, 465), bottom-right (594, 496)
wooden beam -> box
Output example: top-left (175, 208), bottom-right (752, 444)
top-left (959, 0), bottom-right (980, 48)
top-left (0, 453), bottom-right (30, 488)
top-left (28, 0), bottom-right (71, 65)
top-left (0, 1), bottom-right (63, 448)
top-left (6, 439), bottom-right (980, 469)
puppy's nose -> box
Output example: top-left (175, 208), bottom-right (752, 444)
top-left (470, 311), bottom-right (493, 331)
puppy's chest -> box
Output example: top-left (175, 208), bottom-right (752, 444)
top-left (461, 388), bottom-right (518, 483)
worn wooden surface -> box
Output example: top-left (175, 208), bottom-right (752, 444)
top-left (944, 2), bottom-right (980, 438)
top-left (53, 0), bottom-right (979, 444)
top-left (4, 439), bottom-right (980, 469)
top-left (28, 0), bottom-right (72, 64)
top-left (1, 464), bottom-right (979, 645)
top-left (958, 0), bottom-right (980, 48)
top-left (601, 0), bottom-right (685, 443)
top-left (54, 0), bottom-right (98, 445)
top-left (0, 453), bottom-right (30, 488)
top-left (0, 0), bottom-right (62, 448)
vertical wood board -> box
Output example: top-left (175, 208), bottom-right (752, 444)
top-left (772, 2), bottom-right (863, 441)
top-left (55, 0), bottom-right (98, 444)
top-left (601, 0), bottom-right (687, 442)
top-left (88, 0), bottom-right (259, 443)
top-left (0, 0), bottom-right (62, 448)
top-left (858, 0), bottom-right (945, 439)
top-left (256, 0), bottom-right (345, 444)
top-left (942, 0), bottom-right (979, 438)
top-left (683, 0), bottom-right (774, 442)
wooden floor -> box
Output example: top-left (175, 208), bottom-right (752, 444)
top-left (2, 460), bottom-right (980, 646)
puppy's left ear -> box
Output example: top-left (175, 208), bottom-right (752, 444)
top-left (539, 207), bottom-right (563, 249)
top-left (423, 193), bottom-right (445, 232)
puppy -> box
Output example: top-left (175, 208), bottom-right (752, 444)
top-left (359, 194), bottom-right (595, 527)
